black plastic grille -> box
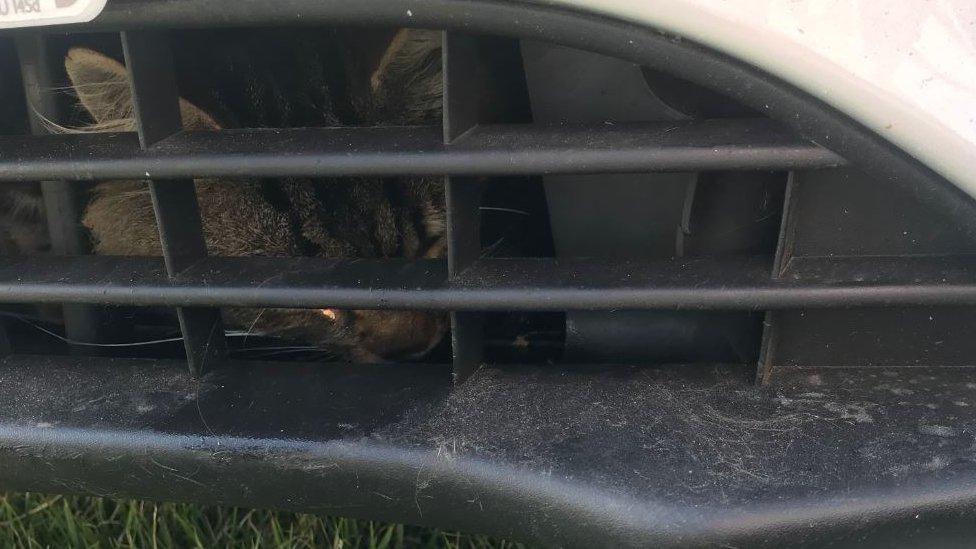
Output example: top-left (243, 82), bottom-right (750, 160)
top-left (0, 23), bottom-right (856, 380)
top-left (0, 119), bottom-right (844, 181)
top-left (2, 19), bottom-right (975, 381)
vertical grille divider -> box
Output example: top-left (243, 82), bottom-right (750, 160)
top-left (757, 171), bottom-right (799, 384)
top-left (443, 32), bottom-right (485, 382)
top-left (121, 31), bottom-right (226, 376)
top-left (15, 35), bottom-right (106, 351)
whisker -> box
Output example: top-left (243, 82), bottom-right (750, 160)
top-left (480, 236), bottom-right (506, 258)
top-left (0, 312), bottom-right (290, 349)
top-left (241, 308), bottom-right (269, 348)
top-left (235, 346), bottom-right (318, 353)
top-left (479, 206), bottom-right (530, 216)
top-left (0, 312), bottom-right (184, 347)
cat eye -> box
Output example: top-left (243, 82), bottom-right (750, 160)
top-left (319, 308), bottom-right (338, 321)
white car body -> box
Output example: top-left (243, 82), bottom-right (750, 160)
top-left (539, 0), bottom-right (976, 196)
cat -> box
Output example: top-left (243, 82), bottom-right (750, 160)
top-left (53, 29), bottom-right (448, 363)
top-left (0, 182), bottom-right (48, 257)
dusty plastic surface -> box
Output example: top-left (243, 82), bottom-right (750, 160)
top-left (2, 356), bottom-right (976, 547)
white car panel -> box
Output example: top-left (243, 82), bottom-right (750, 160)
top-left (535, 0), bottom-right (976, 195)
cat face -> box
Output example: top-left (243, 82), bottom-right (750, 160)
top-left (64, 40), bottom-right (448, 363)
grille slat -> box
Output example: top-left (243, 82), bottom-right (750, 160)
top-left (121, 31), bottom-right (225, 375)
top-left (0, 119), bottom-right (845, 182)
top-left (443, 32), bottom-right (487, 382)
top-left (0, 255), bottom-right (969, 310)
top-left (15, 35), bottom-right (105, 349)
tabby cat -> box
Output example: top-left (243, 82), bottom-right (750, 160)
top-left (42, 29), bottom-right (448, 362)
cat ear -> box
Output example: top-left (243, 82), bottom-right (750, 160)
top-left (369, 29), bottom-right (443, 124)
top-left (64, 48), bottom-right (130, 127)
top-left (64, 47), bottom-right (221, 131)
top-left (370, 29), bottom-right (441, 92)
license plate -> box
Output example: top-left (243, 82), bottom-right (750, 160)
top-left (0, 0), bottom-right (107, 29)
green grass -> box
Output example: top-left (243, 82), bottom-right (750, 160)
top-left (0, 493), bottom-right (527, 549)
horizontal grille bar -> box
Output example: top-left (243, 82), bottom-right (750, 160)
top-left (0, 254), bottom-right (971, 310)
top-left (0, 119), bottom-right (845, 182)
